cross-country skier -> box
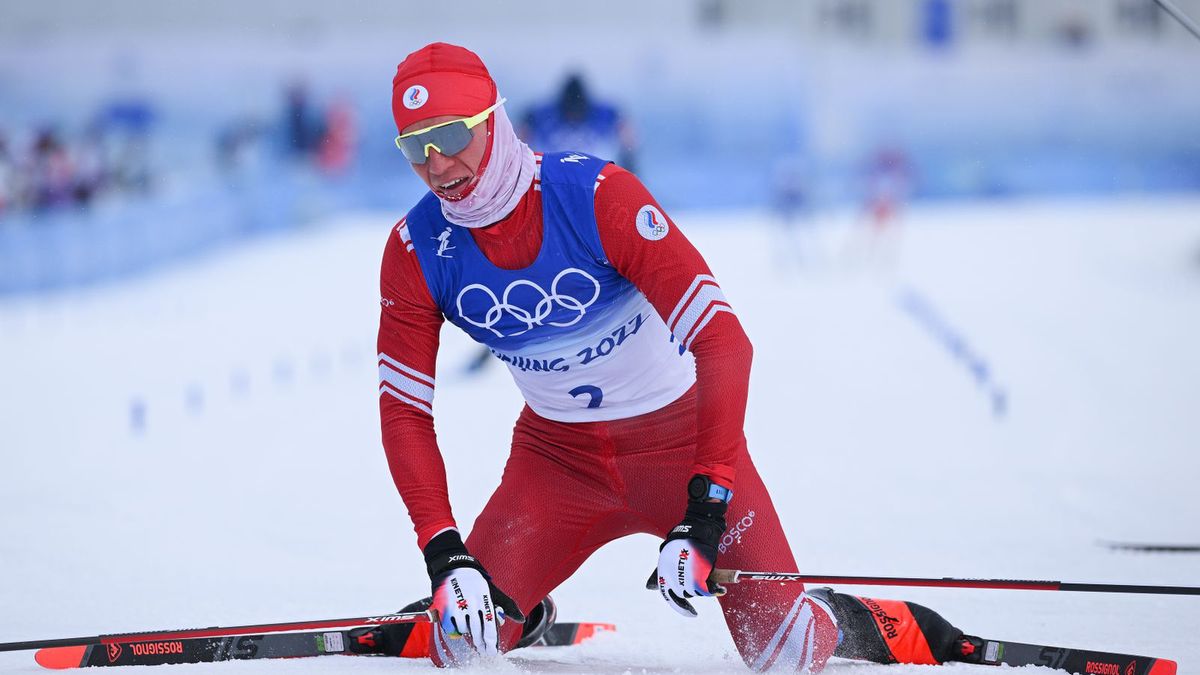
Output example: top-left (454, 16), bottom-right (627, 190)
top-left (377, 42), bottom-right (961, 671)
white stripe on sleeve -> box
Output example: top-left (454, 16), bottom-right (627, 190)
top-left (377, 352), bottom-right (435, 414)
top-left (668, 275), bottom-right (732, 349)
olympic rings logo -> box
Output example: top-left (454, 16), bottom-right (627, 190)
top-left (456, 268), bottom-right (602, 338)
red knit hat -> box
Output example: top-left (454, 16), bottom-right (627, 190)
top-left (392, 43), bottom-right (498, 134)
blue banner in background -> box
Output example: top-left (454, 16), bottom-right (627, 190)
top-left (922, 0), bottom-right (955, 49)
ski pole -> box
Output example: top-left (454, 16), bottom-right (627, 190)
top-left (711, 570), bottom-right (1200, 596)
top-left (0, 610), bottom-right (432, 653)
top-left (1154, 0), bottom-right (1200, 42)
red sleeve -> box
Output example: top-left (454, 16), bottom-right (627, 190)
top-left (594, 165), bottom-right (750, 489)
top-left (377, 218), bottom-right (457, 549)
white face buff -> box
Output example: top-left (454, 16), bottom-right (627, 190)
top-left (439, 97), bottom-right (536, 229)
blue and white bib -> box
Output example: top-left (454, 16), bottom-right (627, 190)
top-left (404, 152), bottom-right (695, 422)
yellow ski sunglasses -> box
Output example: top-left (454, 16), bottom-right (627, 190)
top-left (394, 98), bottom-right (506, 164)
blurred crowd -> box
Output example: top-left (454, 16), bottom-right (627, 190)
top-left (215, 81), bottom-right (358, 179)
top-left (0, 100), bottom-right (155, 218)
top-left (0, 81), bottom-right (361, 223)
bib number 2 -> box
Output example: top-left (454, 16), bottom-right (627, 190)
top-left (569, 385), bottom-right (604, 409)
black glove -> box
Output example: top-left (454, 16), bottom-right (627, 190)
top-left (423, 530), bottom-right (523, 656)
top-left (646, 498), bottom-right (728, 617)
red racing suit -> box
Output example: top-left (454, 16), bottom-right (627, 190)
top-left (378, 158), bottom-right (825, 670)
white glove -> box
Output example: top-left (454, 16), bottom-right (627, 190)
top-left (432, 566), bottom-right (505, 655)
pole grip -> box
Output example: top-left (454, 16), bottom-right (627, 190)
top-left (711, 569), bottom-right (740, 585)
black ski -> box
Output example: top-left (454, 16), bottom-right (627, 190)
top-left (35, 622), bottom-right (615, 669)
top-left (951, 635), bottom-right (1177, 675)
top-left (1100, 541), bottom-right (1200, 554)
top-left (36, 629), bottom-right (367, 669)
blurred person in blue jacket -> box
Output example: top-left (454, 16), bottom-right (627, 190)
top-left (521, 72), bottom-right (637, 173)
top-left (284, 80), bottom-right (326, 159)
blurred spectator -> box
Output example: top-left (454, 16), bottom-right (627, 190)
top-left (843, 144), bottom-right (913, 269)
top-left (770, 155), bottom-right (818, 270)
top-left (696, 0), bottom-right (729, 30)
top-left (1056, 12), bottom-right (1094, 49)
top-left (521, 73), bottom-right (638, 171)
top-left (863, 145), bottom-right (913, 230)
top-left (0, 131), bottom-right (14, 216)
top-left (30, 128), bottom-right (76, 210)
top-left (284, 81), bottom-right (326, 159)
top-left (773, 156), bottom-right (810, 222)
top-left (316, 95), bottom-right (357, 176)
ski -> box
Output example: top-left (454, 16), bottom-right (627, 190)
top-left (34, 622), bottom-right (616, 669)
top-left (36, 629), bottom-right (367, 669)
top-left (1100, 541), bottom-right (1200, 554)
top-left (951, 635), bottom-right (1177, 675)
top-left (536, 621), bottom-right (616, 647)
top-left (1, 610), bottom-right (429, 654)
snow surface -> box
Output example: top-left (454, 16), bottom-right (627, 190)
top-left (1, 198), bottom-right (1198, 673)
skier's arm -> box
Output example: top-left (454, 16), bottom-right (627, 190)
top-left (377, 220), bottom-right (457, 549)
top-left (593, 165), bottom-right (751, 491)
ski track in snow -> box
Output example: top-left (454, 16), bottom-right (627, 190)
top-left (1, 198), bottom-right (1198, 673)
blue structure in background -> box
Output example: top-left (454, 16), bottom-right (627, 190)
top-left (922, 0), bottom-right (955, 48)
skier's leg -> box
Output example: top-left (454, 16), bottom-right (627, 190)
top-left (712, 460), bottom-right (963, 669)
top-left (610, 389), bottom-right (837, 673)
top-left (810, 588), bottom-right (965, 665)
top-left (708, 452), bottom-right (839, 673)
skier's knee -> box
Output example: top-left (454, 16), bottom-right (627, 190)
top-left (744, 592), bottom-right (840, 673)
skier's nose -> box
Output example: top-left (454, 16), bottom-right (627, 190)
top-left (426, 149), bottom-right (455, 174)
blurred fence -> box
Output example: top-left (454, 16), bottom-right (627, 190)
top-left (0, 168), bottom-right (388, 294)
